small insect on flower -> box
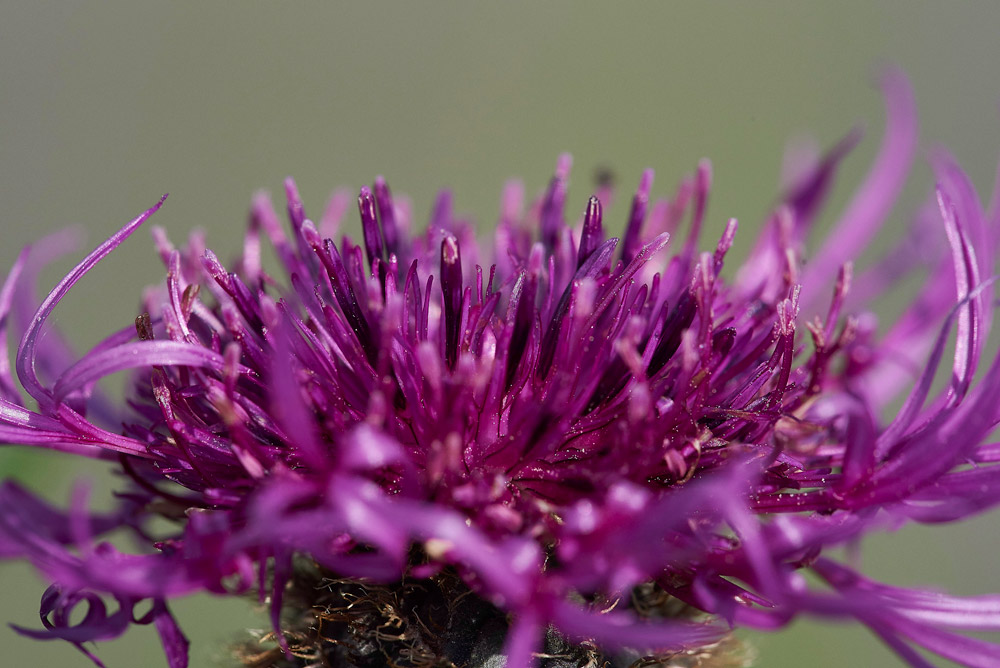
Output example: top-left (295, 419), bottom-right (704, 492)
top-left (2, 68), bottom-right (1000, 668)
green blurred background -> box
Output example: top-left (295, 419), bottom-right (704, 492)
top-left (1, 2), bottom-right (999, 666)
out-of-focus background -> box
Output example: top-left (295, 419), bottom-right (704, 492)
top-left (1, 2), bottom-right (999, 666)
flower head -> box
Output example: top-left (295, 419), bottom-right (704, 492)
top-left (3, 70), bottom-right (1000, 667)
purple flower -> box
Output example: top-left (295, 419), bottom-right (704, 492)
top-left (3, 69), bottom-right (1000, 667)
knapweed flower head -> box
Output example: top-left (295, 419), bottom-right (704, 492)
top-left (3, 70), bottom-right (1000, 668)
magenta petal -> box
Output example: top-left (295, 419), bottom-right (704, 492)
top-left (16, 196), bottom-right (167, 410)
top-left (501, 607), bottom-right (541, 668)
top-left (152, 603), bottom-right (190, 668)
top-left (52, 340), bottom-right (232, 401)
top-left (553, 598), bottom-right (725, 652)
top-left (801, 68), bottom-right (917, 303)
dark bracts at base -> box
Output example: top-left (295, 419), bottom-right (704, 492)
top-left (235, 566), bottom-right (749, 668)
